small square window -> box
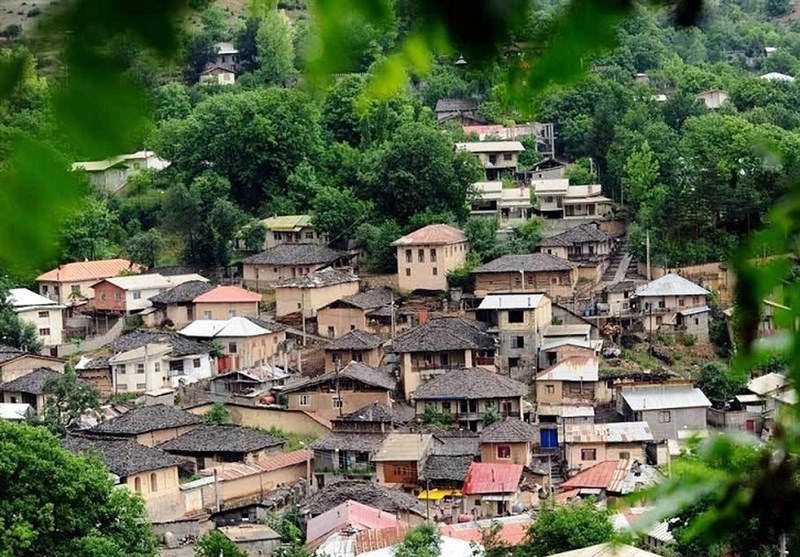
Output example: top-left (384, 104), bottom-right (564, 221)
top-left (432, 268), bottom-right (438, 276)
top-left (193, 358), bottom-right (201, 368)
top-left (38, 311), bottom-right (49, 318)
top-left (229, 309), bottom-right (237, 317)
top-left (204, 311), bottom-right (212, 319)
top-left (508, 310), bottom-right (524, 323)
top-left (332, 397), bottom-right (343, 408)
top-left (508, 357), bottom-right (520, 368)
top-left (545, 384), bottom-right (555, 395)
top-left (133, 291), bottom-right (142, 300)
top-left (405, 268), bottom-right (411, 276)
top-left (658, 411), bottom-right (671, 423)
top-left (137, 363), bottom-right (145, 374)
top-left (497, 445), bottom-right (511, 459)
top-left (299, 394), bottom-right (310, 406)
top-left (503, 153), bottom-right (513, 161)
top-left (581, 448), bottom-right (597, 461)
top-left (228, 343), bottom-right (238, 353)
top-left (38, 328), bottom-right (50, 336)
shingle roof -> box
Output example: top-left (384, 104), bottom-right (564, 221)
top-left (301, 480), bottom-right (420, 516)
top-left (110, 330), bottom-right (209, 357)
top-left (149, 280), bottom-right (214, 304)
top-left (606, 280), bottom-right (642, 294)
top-left (37, 259), bottom-right (139, 282)
top-left (391, 317), bottom-right (494, 353)
top-left (412, 368), bottom-right (528, 400)
top-left (539, 224), bottom-right (614, 247)
top-left (421, 455), bottom-right (474, 482)
top-left (331, 289), bottom-right (394, 310)
top-left (158, 424), bottom-right (284, 454)
top-left (634, 274), bottom-right (710, 298)
top-left (193, 285), bottom-right (262, 303)
top-left (326, 329), bottom-right (384, 351)
top-left (429, 430), bottom-right (480, 456)
top-left (62, 435), bottom-right (185, 477)
top-left (75, 356), bottom-right (111, 370)
top-left (282, 361), bottom-right (396, 393)
top-left (335, 402), bottom-right (410, 424)
top-left (274, 267), bottom-right (359, 289)
top-left (90, 404), bottom-right (203, 435)
top-left (0, 368), bottom-right (61, 395)
top-left (480, 418), bottom-right (539, 443)
top-left (310, 432), bottom-right (387, 452)
top-left (391, 224), bottom-right (466, 246)
top-left (435, 98), bottom-right (479, 113)
top-left (242, 244), bottom-right (342, 266)
top-left (473, 253), bottom-right (573, 274)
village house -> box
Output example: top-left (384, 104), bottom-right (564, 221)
top-left (261, 214), bottom-right (327, 249)
top-left (525, 157), bottom-right (568, 180)
top-left (461, 462), bottom-right (524, 518)
top-left (532, 182), bottom-right (613, 219)
top-left (393, 224), bottom-right (469, 292)
top-left (324, 329), bottom-right (385, 371)
top-left (559, 459), bottom-right (662, 501)
top-left (390, 316), bottom-right (496, 400)
top-left (8, 288), bottom-right (64, 348)
top-left (0, 345), bottom-right (64, 384)
top-left (241, 244), bottom-right (345, 289)
top-left (199, 63), bottom-right (236, 84)
top-left (479, 417), bottom-right (539, 467)
top-left (189, 285), bottom-right (262, 321)
top-left (469, 181), bottom-right (536, 225)
top-left (461, 123), bottom-right (553, 149)
top-left (300, 479), bottom-right (422, 523)
top-left (472, 253), bottom-right (577, 300)
top-left (563, 422), bottom-right (654, 472)
top-left (633, 273), bottom-right (711, 342)
top-left (275, 267), bottom-right (361, 318)
top-left (179, 316), bottom-right (286, 372)
top-left (333, 401), bottom-right (412, 433)
top-left (108, 331), bottom-right (212, 392)
top-left (91, 273), bottom-right (208, 315)
top-left (282, 361), bottom-right (397, 422)
top-left (411, 367), bottom-right (528, 432)
top-left (372, 432), bottom-right (434, 491)
top-left (89, 403), bottom-right (203, 446)
top-left (63, 435), bottom-right (186, 521)
top-left (317, 288), bottom-right (398, 339)
top-left (208, 365), bottom-right (288, 399)
top-left (600, 280), bottom-right (644, 318)
top-left (534, 356), bottom-right (603, 407)
top-left (219, 525), bottom-right (282, 556)
top-left (305, 500), bottom-right (406, 550)
top-left (0, 367), bottom-right (61, 412)
top-left (146, 280), bottom-right (214, 327)
top-left (695, 88), bottom-right (729, 109)
top-left (617, 386), bottom-right (711, 441)
top-left (0, 402), bottom-right (33, 421)
top-left (310, 431), bottom-right (386, 486)
top-left (72, 151), bottom-right (170, 194)
top-left (538, 224), bottom-right (617, 284)
top-left (455, 141), bottom-right (525, 181)
top-left (36, 258), bottom-right (140, 307)
top-left (474, 293), bottom-right (552, 376)
top-left (434, 98), bottom-right (482, 125)
top-left (538, 323), bottom-right (601, 369)
top-left (74, 356), bottom-right (113, 397)
top-left (158, 424), bottom-right (285, 471)
top-left (419, 432), bottom-right (480, 499)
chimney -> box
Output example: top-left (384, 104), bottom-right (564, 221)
top-left (418, 309), bottom-right (429, 325)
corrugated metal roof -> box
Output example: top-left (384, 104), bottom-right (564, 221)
top-left (101, 273), bottom-right (208, 291)
top-left (306, 501), bottom-right (402, 546)
top-left (545, 543), bottom-right (663, 557)
top-left (261, 214), bottom-right (312, 231)
top-left (565, 422), bottom-right (653, 443)
top-left (371, 433), bottom-right (432, 462)
top-left (8, 288), bottom-right (61, 308)
top-left (462, 462), bottom-right (523, 495)
top-left (455, 141), bottom-right (525, 153)
top-left (542, 324), bottom-right (592, 338)
top-left (634, 274), bottom-right (710, 297)
top-left (620, 387), bottom-right (711, 411)
top-left (391, 224), bottom-right (466, 246)
top-left (536, 356), bottom-right (599, 382)
top-left (747, 372), bottom-right (787, 396)
top-left (179, 316), bottom-right (281, 338)
top-left (678, 305), bottom-right (710, 316)
top-left (193, 285), bottom-right (262, 303)
top-left (477, 294), bottom-right (546, 310)
top-left (37, 259), bottom-right (140, 282)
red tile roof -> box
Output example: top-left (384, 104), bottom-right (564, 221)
top-left (439, 520), bottom-right (530, 545)
top-left (37, 259), bottom-right (140, 282)
top-left (257, 449), bottom-right (312, 472)
top-left (391, 224), bottom-right (466, 246)
top-left (462, 463), bottom-right (523, 495)
top-left (193, 285), bottom-right (262, 303)
top-left (560, 460), bottom-right (620, 490)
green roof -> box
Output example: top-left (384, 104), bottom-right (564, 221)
top-left (261, 215), bottom-right (313, 231)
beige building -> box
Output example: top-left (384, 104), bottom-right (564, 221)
top-left (479, 417), bottom-right (539, 467)
top-left (563, 422), bottom-right (653, 472)
top-left (455, 141), bottom-right (525, 181)
top-left (261, 215), bottom-right (327, 249)
top-left (372, 432), bottom-right (433, 491)
top-left (533, 182), bottom-right (613, 219)
top-left (36, 258), bottom-right (140, 306)
top-left (392, 224), bottom-right (469, 292)
top-left (8, 288), bottom-right (64, 347)
top-left (695, 88), bottom-right (729, 109)
top-left (472, 253), bottom-right (577, 300)
top-left (633, 273), bottom-right (711, 342)
top-left (89, 403), bottom-right (204, 447)
top-left (199, 64), bottom-right (235, 84)
top-left (0, 367), bottom-right (61, 413)
top-left (324, 329), bottom-right (384, 371)
top-left (274, 267), bottom-right (360, 318)
top-left (534, 356), bottom-right (601, 406)
top-left (242, 244), bottom-right (345, 289)
top-left (192, 286), bottom-right (262, 320)
top-left (0, 346), bottom-right (64, 384)
top-left (317, 288), bottom-right (395, 339)
top-left (72, 151), bottom-right (170, 195)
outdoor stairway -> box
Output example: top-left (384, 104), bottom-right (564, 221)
top-left (602, 251), bottom-right (625, 282)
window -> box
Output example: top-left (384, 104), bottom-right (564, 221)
top-left (134, 477), bottom-right (142, 493)
top-left (440, 353), bottom-right (449, 366)
top-left (432, 267), bottom-right (438, 276)
top-left (658, 411), bottom-right (671, 423)
top-left (117, 365), bottom-right (126, 375)
top-left (622, 301), bottom-right (630, 310)
top-left (489, 154), bottom-right (497, 164)
top-left (136, 383), bottom-right (147, 390)
top-left (545, 384), bottom-right (555, 395)
top-left (550, 277), bottom-right (559, 285)
top-left (327, 326), bottom-right (335, 338)
top-left (678, 298), bottom-right (685, 307)
top-left (497, 445), bottom-right (512, 459)
top-left (405, 249), bottom-right (412, 263)
top-left (133, 291), bottom-right (142, 300)
top-left (442, 401), bottom-right (451, 413)
top-left (508, 357), bottom-right (520, 368)
top-left (228, 342), bottom-right (238, 353)
top-left (350, 324), bottom-right (356, 331)
top-left (229, 309), bottom-right (237, 317)
top-left (38, 328), bottom-right (50, 336)
top-left (299, 394), bottom-right (310, 406)
top-left (42, 285), bottom-right (49, 294)
top-left (118, 384), bottom-right (128, 391)
top-left (619, 451), bottom-right (630, 459)
top-left (150, 473), bottom-right (158, 492)
top-left (418, 249), bottom-right (425, 263)
top-left (136, 363), bottom-right (145, 374)
top-left (508, 310), bottom-right (524, 323)
top-left (305, 231), bottom-right (314, 239)
top-left (354, 352), bottom-right (363, 362)
top-left (332, 397), bottom-right (343, 409)
top-left (193, 358), bottom-right (201, 368)
top-left (204, 311), bottom-right (212, 319)
top-left (405, 268), bottom-right (411, 276)
top-left (100, 292), bottom-right (107, 301)
top-left (658, 300), bottom-right (666, 309)
top-left (154, 362), bottom-right (160, 373)
top-left (274, 232), bottom-right (282, 240)
top-left (38, 311), bottom-right (49, 318)
top-left (694, 317), bottom-right (699, 325)
top-left (581, 448), bottom-right (597, 461)
top-left (114, 292), bottom-right (122, 300)
top-left (511, 336), bottom-right (525, 349)
top-left (71, 285), bottom-right (81, 295)
top-left (503, 153), bottom-right (513, 161)
top-left (545, 196), bottom-right (553, 203)
top-left (430, 249), bottom-right (437, 262)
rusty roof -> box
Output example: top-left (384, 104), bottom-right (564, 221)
top-left (193, 285), bottom-right (262, 303)
top-left (37, 259), bottom-right (140, 283)
top-left (391, 224), bottom-right (466, 246)
top-left (462, 462), bottom-right (523, 495)
top-left (564, 422), bottom-right (653, 444)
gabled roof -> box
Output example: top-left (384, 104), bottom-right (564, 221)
top-left (477, 294), bottom-right (547, 310)
top-left (0, 367), bottom-right (61, 395)
top-left (178, 316), bottom-right (285, 338)
top-left (111, 330), bottom-right (210, 357)
top-left (391, 224), bottom-right (466, 246)
top-left (90, 404), bottom-right (203, 435)
top-left (435, 98), bottom-right (479, 113)
top-left (0, 346), bottom-right (62, 366)
top-left (326, 329), bottom-right (384, 352)
top-left (306, 500), bottom-right (402, 546)
top-left (620, 387), bottom-right (711, 411)
top-left (149, 280), bottom-right (214, 304)
top-left (473, 253), bottom-right (573, 274)
top-left (282, 361), bottom-right (396, 393)
top-left (545, 543), bottom-right (663, 557)
top-left (193, 285), bottom-right (262, 304)
top-left (63, 435), bottom-right (185, 477)
top-left (462, 462), bottom-right (523, 495)
top-left (372, 433), bottom-right (433, 462)
top-left (242, 244), bottom-right (342, 266)
top-left (455, 141), bottom-right (525, 153)
top-left (274, 267), bottom-right (359, 289)
top-left (325, 288), bottom-right (394, 311)
top-left (97, 273), bottom-right (208, 291)
top-left (428, 430), bottom-right (480, 456)
top-left (7, 288), bottom-right (61, 309)
top-left (564, 422), bottom-right (654, 444)
top-left (158, 424), bottom-right (284, 454)
top-left (539, 224), bottom-right (614, 247)
top-left (261, 214), bottom-right (312, 231)
top-left (335, 402), bottom-right (412, 425)
top-left (535, 356), bottom-right (599, 382)
top-left (412, 368), bottom-right (528, 400)
top-left (747, 372), bottom-right (788, 396)
top-left (36, 259), bottom-right (139, 283)
top-left (634, 273), bottom-right (710, 298)
top-left (606, 280), bottom-right (642, 294)
top-left (0, 403), bottom-right (33, 420)
top-left (301, 480), bottom-right (420, 517)
top-left (310, 432), bottom-right (387, 452)
top-left (422, 455), bottom-right (474, 482)
top-left (480, 417), bottom-right (538, 443)
top-left (391, 317), bottom-right (494, 353)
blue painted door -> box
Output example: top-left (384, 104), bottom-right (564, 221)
top-left (540, 428), bottom-right (559, 449)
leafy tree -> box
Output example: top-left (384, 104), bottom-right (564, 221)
top-left (240, 218), bottom-right (267, 252)
top-left (418, 63), bottom-right (473, 109)
top-left (39, 366), bottom-right (100, 436)
top-left (395, 523), bottom-right (442, 557)
top-left (257, 7), bottom-right (295, 85)
top-left (184, 32), bottom-right (217, 83)
top-left (622, 140), bottom-right (659, 211)
top-left (420, 404), bottom-right (453, 429)
top-left (204, 403), bottom-right (231, 425)
top-left (0, 279), bottom-right (43, 353)
top-left (356, 220), bottom-right (402, 273)
top-left (565, 158), bottom-right (597, 186)
top-left (195, 530), bottom-right (246, 557)
top-left (1, 24), bottom-right (22, 40)
top-left (0, 421), bottom-right (157, 555)
top-left (507, 218), bottom-right (543, 254)
top-left (125, 229), bottom-right (163, 269)
top-left (695, 362), bottom-right (746, 404)
top-left (472, 520), bottom-right (515, 557)
top-left (482, 407), bottom-right (500, 426)
top-left (60, 196), bottom-right (118, 262)
top-left (464, 218), bottom-right (502, 263)
top-left (235, 16), bottom-right (260, 73)
top-left (153, 83), bottom-right (192, 122)
top-left (520, 501), bottom-right (613, 556)
top-left (310, 186), bottom-right (374, 244)
top-left (322, 74), bottom-right (365, 145)
top-left (518, 135), bottom-right (543, 168)
top-left (766, 0), bottom-right (790, 17)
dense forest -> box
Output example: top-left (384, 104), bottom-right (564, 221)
top-left (3, 0), bottom-right (800, 281)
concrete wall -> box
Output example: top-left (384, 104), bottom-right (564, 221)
top-left (480, 441), bottom-right (531, 467)
top-left (265, 227), bottom-right (325, 250)
top-left (216, 331), bottom-right (286, 369)
top-left (287, 390), bottom-right (392, 422)
top-left (474, 270), bottom-right (576, 300)
top-left (0, 356), bottom-right (65, 383)
top-left (324, 348), bottom-right (382, 372)
top-left (637, 261), bottom-right (733, 304)
top-left (187, 403), bottom-right (332, 437)
top-left (317, 307), bottom-right (369, 339)
top-left (194, 301), bottom-right (260, 321)
top-left (125, 466), bottom-right (183, 521)
top-left (397, 241), bottom-right (468, 292)
top-left (16, 306), bottom-right (63, 347)
top-left (134, 425), bottom-right (200, 447)
top-left (638, 406), bottom-right (707, 441)
top-left (276, 282), bottom-right (360, 318)
top-left (38, 278), bottom-right (103, 305)
top-left (565, 442), bottom-right (646, 472)
top-left (399, 349), bottom-right (473, 400)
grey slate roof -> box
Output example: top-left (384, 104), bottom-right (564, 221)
top-left (539, 224), bottom-right (614, 247)
top-left (472, 253), bottom-right (574, 274)
top-left (412, 368), bottom-right (528, 400)
top-left (429, 431), bottom-right (480, 456)
top-left (110, 330), bottom-right (210, 357)
top-left (243, 244), bottom-right (342, 266)
top-left (332, 289), bottom-right (394, 310)
top-left (336, 402), bottom-right (410, 424)
top-left (606, 280), bottom-right (642, 294)
top-left (90, 404), bottom-right (203, 435)
top-left (0, 345), bottom-right (25, 364)
top-left (0, 368), bottom-right (60, 394)
top-left (391, 317), bottom-right (494, 353)
top-left (282, 361), bottom-right (396, 393)
top-left (247, 316), bottom-right (288, 333)
top-left (421, 455), bottom-right (474, 482)
top-left (480, 417), bottom-right (539, 443)
top-left (78, 356), bottom-right (110, 370)
top-left (310, 432), bottom-right (386, 452)
top-left (149, 280), bottom-right (214, 304)
top-left (301, 479), bottom-right (419, 516)
top-left (158, 424), bottom-right (284, 454)
top-left (435, 98), bottom-right (479, 113)
top-left (63, 434), bottom-right (186, 477)
top-left (274, 267), bottom-right (359, 289)
top-left (326, 329), bottom-right (384, 352)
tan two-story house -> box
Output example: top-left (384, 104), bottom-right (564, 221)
top-left (472, 253), bottom-right (577, 300)
top-left (393, 224), bottom-right (469, 292)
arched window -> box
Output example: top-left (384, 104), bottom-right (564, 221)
top-left (134, 477), bottom-right (141, 493)
top-left (150, 472), bottom-right (158, 492)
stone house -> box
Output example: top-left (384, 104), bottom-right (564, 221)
top-left (420, 432), bottom-right (480, 496)
top-left (317, 288), bottom-right (398, 339)
top-left (261, 214), bottom-right (327, 250)
top-left (324, 329), bottom-right (384, 371)
top-left (0, 367), bottom-right (61, 412)
top-left (472, 253), bottom-right (577, 300)
top-left (461, 462), bottom-right (524, 518)
top-left (274, 267), bottom-right (360, 318)
top-left (601, 280), bottom-right (643, 318)
top-left (91, 273), bottom-right (208, 315)
top-left (617, 386), bottom-right (711, 441)
top-left (393, 224), bottom-right (469, 292)
top-left (390, 316), bottom-right (496, 400)
top-left (310, 431), bottom-right (387, 485)
top-left (8, 288), bottom-right (64, 348)
top-left (75, 356), bottom-right (113, 397)
top-left (411, 367), bottom-right (528, 432)
top-left (539, 224), bottom-right (616, 284)
top-left (0, 345), bottom-right (64, 383)
top-left (89, 403), bottom-right (204, 447)
top-left (36, 258), bottom-right (140, 307)
top-left (563, 422), bottom-right (654, 472)
top-left (332, 401), bottom-right (412, 434)
top-left (372, 432), bottom-right (434, 491)
top-left (241, 244), bottom-right (345, 289)
top-left (633, 274), bottom-right (711, 342)
top-left (479, 417), bottom-right (539, 467)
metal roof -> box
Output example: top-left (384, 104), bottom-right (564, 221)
top-left (564, 422), bottom-right (654, 443)
top-left (371, 433), bottom-right (432, 462)
top-left (8, 288), bottom-right (61, 309)
top-left (179, 316), bottom-right (283, 338)
top-left (747, 372), bottom-right (788, 396)
top-left (462, 462), bottom-right (523, 495)
top-left (536, 356), bottom-right (599, 382)
top-left (261, 214), bottom-right (312, 231)
top-left (620, 387), bottom-right (711, 411)
top-left (100, 273), bottom-right (208, 291)
top-left (634, 274), bottom-right (710, 298)
top-left (545, 542), bottom-right (663, 557)
top-left (36, 258), bottom-right (139, 283)
top-left (477, 294), bottom-right (547, 310)
top-left (455, 141), bottom-right (524, 153)
top-left (678, 305), bottom-right (710, 316)
top-left (391, 224), bottom-right (466, 246)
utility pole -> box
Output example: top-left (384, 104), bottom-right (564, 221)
top-left (335, 358), bottom-right (343, 417)
top-left (301, 287), bottom-right (307, 347)
top-left (779, 533), bottom-right (788, 556)
top-left (646, 230), bottom-right (651, 281)
top-left (390, 291), bottom-right (396, 340)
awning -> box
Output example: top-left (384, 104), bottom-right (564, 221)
top-left (417, 489), bottom-right (462, 501)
